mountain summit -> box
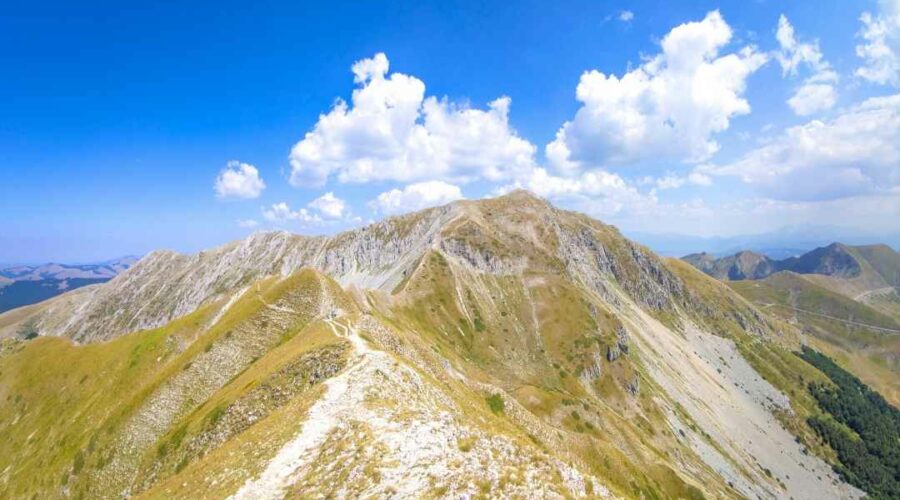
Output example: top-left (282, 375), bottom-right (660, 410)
top-left (0, 192), bottom-right (869, 498)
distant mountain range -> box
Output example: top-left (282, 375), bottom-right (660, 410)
top-left (0, 256), bottom-right (138, 313)
top-left (629, 226), bottom-right (900, 259)
top-left (682, 243), bottom-right (900, 285)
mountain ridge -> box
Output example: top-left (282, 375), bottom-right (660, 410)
top-left (0, 256), bottom-right (138, 314)
top-left (0, 191), bottom-right (874, 498)
top-left (683, 242), bottom-right (900, 283)
top-left (0, 256), bottom-right (138, 282)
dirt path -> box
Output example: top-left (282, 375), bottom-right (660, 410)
top-left (762, 302), bottom-right (900, 334)
top-left (230, 318), bottom-right (374, 499)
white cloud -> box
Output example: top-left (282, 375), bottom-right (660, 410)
top-left (288, 53), bottom-right (536, 187)
top-left (646, 171), bottom-right (713, 190)
top-left (705, 94), bottom-right (900, 201)
top-left (775, 15), bottom-right (838, 116)
top-left (236, 219), bottom-right (259, 228)
top-left (308, 192), bottom-right (346, 219)
top-left (499, 167), bottom-right (657, 217)
top-left (214, 161), bottom-right (266, 199)
top-left (546, 11), bottom-right (767, 172)
top-left (619, 10), bottom-right (634, 22)
top-left (856, 0), bottom-right (900, 86)
top-left (262, 193), bottom-right (352, 225)
top-left (370, 181), bottom-right (464, 215)
top-left (613, 191), bottom-right (900, 238)
top-left (262, 202), bottom-right (321, 224)
top-left (786, 82), bottom-right (837, 116)
top-left (775, 15), bottom-right (827, 76)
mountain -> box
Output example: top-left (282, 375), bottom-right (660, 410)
top-left (682, 250), bottom-right (777, 280)
top-left (0, 256), bottom-right (138, 281)
top-left (0, 257), bottom-right (138, 314)
top-left (1, 191), bottom-right (887, 498)
top-left (684, 243), bottom-right (900, 284)
top-left (684, 243), bottom-right (900, 317)
top-left (629, 226), bottom-right (900, 258)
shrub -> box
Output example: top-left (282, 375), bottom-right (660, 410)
top-left (17, 318), bottom-right (39, 340)
top-left (486, 394), bottom-right (504, 415)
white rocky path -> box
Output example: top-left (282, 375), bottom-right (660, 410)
top-left (230, 315), bottom-right (607, 498)
top-left (229, 318), bottom-right (378, 499)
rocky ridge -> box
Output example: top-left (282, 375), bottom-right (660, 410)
top-left (0, 191), bottom-right (867, 499)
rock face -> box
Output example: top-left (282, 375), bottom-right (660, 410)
top-left (19, 191), bottom-right (692, 343)
top-left (27, 206), bottom-right (459, 342)
top-left (606, 325), bottom-right (629, 362)
top-left (581, 351), bottom-right (603, 381)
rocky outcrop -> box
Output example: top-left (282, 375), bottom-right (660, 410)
top-left (626, 375), bottom-right (640, 396)
top-left (439, 238), bottom-right (526, 275)
top-left (555, 225), bottom-right (686, 311)
top-left (581, 351), bottom-right (603, 382)
top-left (606, 325), bottom-right (630, 361)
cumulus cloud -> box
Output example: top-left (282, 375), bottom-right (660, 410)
top-left (307, 192), bottom-right (346, 219)
top-left (214, 161), bottom-right (266, 199)
top-left (497, 167), bottom-right (657, 217)
top-left (705, 94), bottom-right (900, 201)
top-left (262, 192), bottom-right (353, 225)
top-left (288, 53), bottom-right (536, 187)
top-left (619, 10), bottom-right (634, 22)
top-left (856, 0), bottom-right (900, 86)
top-left (546, 11), bottom-right (767, 172)
top-left (370, 181), bottom-right (464, 215)
top-left (787, 81), bottom-right (837, 116)
top-left (262, 202), bottom-right (321, 224)
top-left (643, 171), bottom-right (713, 190)
top-left (775, 15), bottom-right (838, 116)
top-left (236, 219), bottom-right (259, 228)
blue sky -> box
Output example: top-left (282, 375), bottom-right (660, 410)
top-left (2, 0), bottom-right (899, 262)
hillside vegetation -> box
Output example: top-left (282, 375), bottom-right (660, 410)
top-left (730, 272), bottom-right (900, 406)
top-left (0, 191), bottom-right (874, 498)
top-left (799, 347), bottom-right (900, 499)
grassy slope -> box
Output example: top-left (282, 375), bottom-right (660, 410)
top-left (729, 272), bottom-right (900, 407)
top-left (2, 193), bottom-right (886, 498)
top-left (796, 245), bottom-right (898, 306)
top-left (381, 249), bottom-right (715, 499)
top-left (0, 269), bottom-right (350, 499)
top-left (0, 257), bottom-right (848, 499)
top-left (0, 304), bottom-right (217, 498)
top-left (854, 244), bottom-right (900, 287)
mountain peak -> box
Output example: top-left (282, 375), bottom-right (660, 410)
top-left (16, 193), bottom-right (686, 342)
top-left (488, 188), bottom-right (550, 207)
top-left (683, 241), bottom-right (868, 281)
top-left (0, 192), bottom-right (870, 499)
